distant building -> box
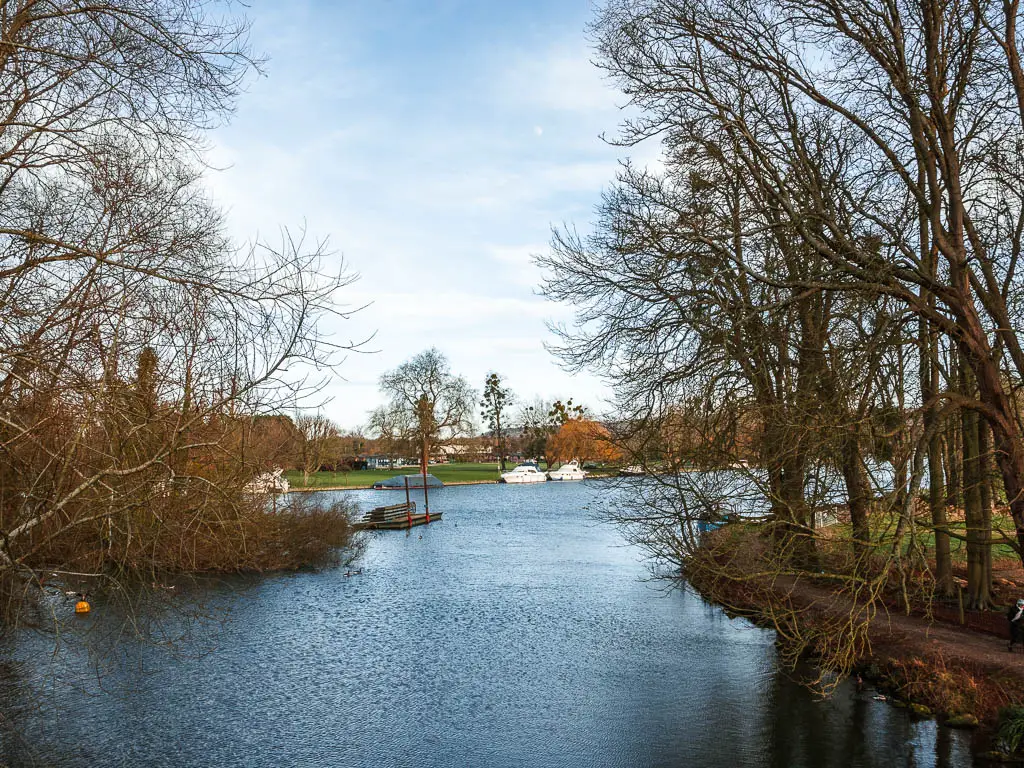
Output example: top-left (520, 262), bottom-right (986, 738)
top-left (364, 455), bottom-right (414, 469)
top-left (436, 439), bottom-right (494, 462)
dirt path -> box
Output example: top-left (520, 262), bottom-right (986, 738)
top-left (784, 578), bottom-right (1024, 674)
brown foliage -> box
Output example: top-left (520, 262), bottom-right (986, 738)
top-left (546, 419), bottom-right (622, 464)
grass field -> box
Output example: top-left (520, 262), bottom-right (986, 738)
top-left (916, 517), bottom-right (1019, 562)
top-left (823, 509), bottom-right (1020, 564)
top-left (285, 462), bottom-right (534, 489)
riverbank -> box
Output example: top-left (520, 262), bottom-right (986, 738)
top-left (288, 478), bottom-right (498, 492)
top-left (285, 462), bottom-right (508, 489)
top-left (687, 526), bottom-right (1024, 750)
top-left (286, 463), bottom-right (620, 491)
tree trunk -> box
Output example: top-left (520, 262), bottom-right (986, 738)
top-left (920, 317), bottom-right (953, 595)
top-left (961, 360), bottom-right (993, 609)
top-left (496, 412), bottom-right (506, 472)
top-left (841, 430), bottom-right (870, 572)
top-left (893, 341), bottom-right (909, 514)
top-left (958, 305), bottom-right (1024, 568)
top-left (769, 451), bottom-right (816, 569)
top-left (979, 417), bottom-right (995, 596)
top-left (928, 427), bottom-right (953, 595)
top-left (944, 420), bottom-right (962, 513)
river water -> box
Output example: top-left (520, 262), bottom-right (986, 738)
top-left (1, 481), bottom-right (977, 767)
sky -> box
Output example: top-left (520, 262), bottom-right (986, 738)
top-left (204, 0), bottom-right (648, 431)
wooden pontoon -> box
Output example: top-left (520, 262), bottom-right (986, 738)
top-left (355, 501), bottom-right (442, 531)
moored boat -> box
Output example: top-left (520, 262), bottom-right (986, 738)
top-left (499, 463), bottom-right (547, 484)
top-left (546, 460), bottom-right (586, 481)
top-left (244, 468), bottom-right (290, 494)
top-left (372, 473), bottom-right (444, 490)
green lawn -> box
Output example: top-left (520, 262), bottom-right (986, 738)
top-left (285, 462), bottom-right (530, 489)
top-left (911, 518), bottom-right (1020, 562)
top-left (824, 510), bottom-right (1020, 563)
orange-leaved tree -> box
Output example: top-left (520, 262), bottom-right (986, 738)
top-left (547, 419), bottom-right (622, 465)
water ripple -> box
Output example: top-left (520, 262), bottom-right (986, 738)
top-left (0, 482), bottom-right (976, 767)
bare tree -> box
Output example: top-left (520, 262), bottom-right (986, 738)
top-left (590, 0), bottom-right (1024, 562)
top-left (0, 1), bottom-right (362, 642)
top-left (295, 413), bottom-right (340, 484)
top-left (524, 0), bottom-right (1024, 690)
top-left (366, 403), bottom-right (414, 465)
top-left (378, 349), bottom-right (475, 473)
top-left (515, 397), bottom-right (555, 462)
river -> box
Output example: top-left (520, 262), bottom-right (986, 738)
top-left (1, 481), bottom-right (977, 766)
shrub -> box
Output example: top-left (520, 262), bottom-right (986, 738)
top-left (998, 706), bottom-right (1024, 754)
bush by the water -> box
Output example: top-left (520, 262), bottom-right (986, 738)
top-left (257, 499), bottom-right (363, 570)
top-left (998, 706), bottom-right (1024, 754)
top-left (0, 488), bottom-right (361, 630)
top-left (53, 491), bottom-right (358, 575)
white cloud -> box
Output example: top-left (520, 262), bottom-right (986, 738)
top-left (486, 244), bottom-right (549, 288)
top-left (499, 44), bottom-right (623, 114)
top-left (349, 290), bottom-right (568, 325)
top-left (197, 13), bottom-right (632, 428)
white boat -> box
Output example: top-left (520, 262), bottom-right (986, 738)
top-left (546, 460), bottom-right (586, 481)
top-left (618, 464), bottom-right (646, 477)
top-left (244, 468), bottom-right (290, 494)
top-left (499, 463), bottom-right (548, 484)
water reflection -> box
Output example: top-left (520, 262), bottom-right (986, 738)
top-left (763, 670), bottom-right (977, 768)
top-left (0, 482), bottom-right (977, 767)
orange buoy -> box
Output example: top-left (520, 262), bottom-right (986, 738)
top-left (74, 600), bottom-right (90, 614)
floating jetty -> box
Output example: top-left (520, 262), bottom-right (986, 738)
top-left (355, 501), bottom-right (442, 531)
top-left (372, 473), bottom-right (444, 490)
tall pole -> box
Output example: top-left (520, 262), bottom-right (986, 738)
top-left (422, 435), bottom-right (430, 523)
top-left (404, 475), bottom-right (412, 526)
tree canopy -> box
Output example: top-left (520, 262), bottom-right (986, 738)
top-left (480, 372), bottom-right (514, 471)
top-left (547, 419), bottom-right (622, 465)
top-left (376, 349), bottom-right (475, 468)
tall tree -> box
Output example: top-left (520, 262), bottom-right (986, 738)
top-left (378, 349), bottom-right (475, 473)
top-left (480, 373), bottom-right (514, 471)
top-left (295, 413), bottom-right (340, 485)
top-left (589, 0), bottom-right (1024, 563)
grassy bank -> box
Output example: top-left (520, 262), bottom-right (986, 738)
top-left (286, 461), bottom-right (625, 490)
top-left (820, 505), bottom-right (1020, 563)
top-left (285, 462), bottom-right (523, 489)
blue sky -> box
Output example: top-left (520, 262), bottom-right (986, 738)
top-left (205, 0), bottom-right (649, 430)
